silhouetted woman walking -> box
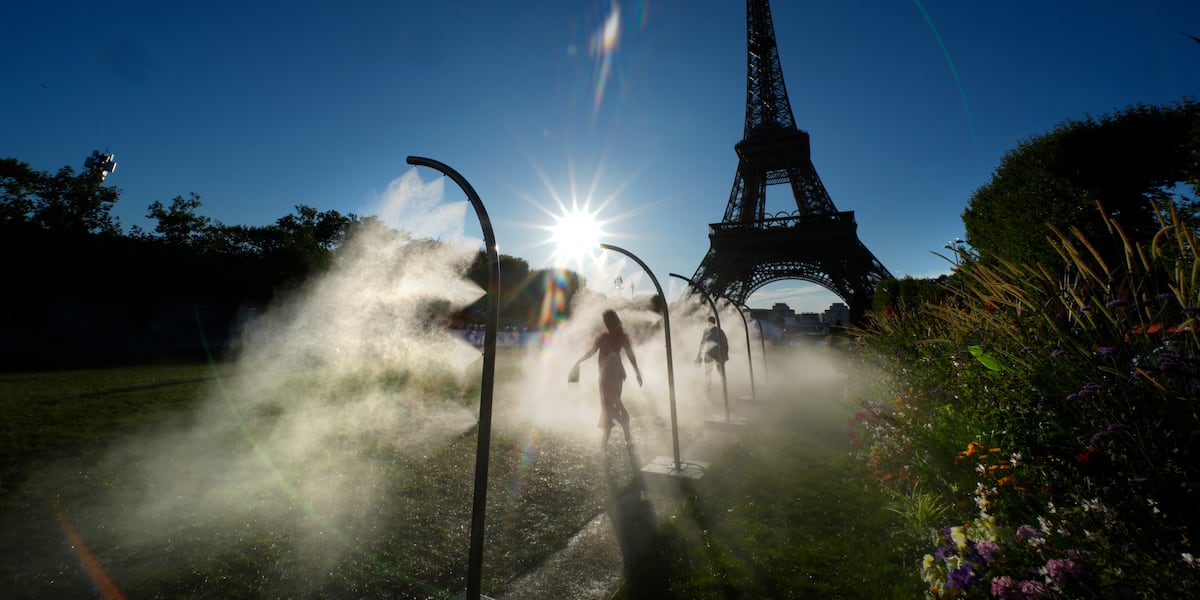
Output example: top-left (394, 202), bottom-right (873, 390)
top-left (572, 309), bottom-right (643, 446)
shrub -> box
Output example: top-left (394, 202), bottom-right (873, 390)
top-left (851, 202), bottom-right (1200, 597)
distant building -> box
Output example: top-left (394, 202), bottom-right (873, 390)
top-left (823, 302), bottom-right (850, 326)
top-left (748, 302), bottom-right (830, 339)
top-left (747, 299), bottom-right (853, 343)
top-left (748, 302), bottom-right (797, 329)
top-left (792, 311), bottom-right (825, 335)
top-left (771, 302), bottom-right (796, 328)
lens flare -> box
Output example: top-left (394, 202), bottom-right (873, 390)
top-left (539, 269), bottom-right (572, 330)
top-left (589, 1), bottom-right (622, 113)
top-left (510, 430), bottom-right (541, 497)
top-left (53, 500), bottom-right (126, 600)
top-left (912, 0), bottom-right (977, 147)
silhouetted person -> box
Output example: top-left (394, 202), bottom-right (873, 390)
top-left (696, 316), bottom-right (728, 390)
top-left (572, 309), bottom-right (643, 446)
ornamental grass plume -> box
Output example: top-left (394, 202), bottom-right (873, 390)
top-left (853, 200), bottom-right (1200, 597)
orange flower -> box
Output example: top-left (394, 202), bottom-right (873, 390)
top-left (957, 441), bottom-right (984, 462)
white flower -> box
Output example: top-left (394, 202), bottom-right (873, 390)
top-left (945, 554), bottom-right (963, 572)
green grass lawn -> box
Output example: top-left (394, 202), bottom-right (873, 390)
top-left (617, 432), bottom-right (924, 599)
top-left (0, 350), bottom-right (923, 599)
top-left (0, 363), bottom-right (223, 498)
top-left (614, 358), bottom-right (925, 599)
top-left (0, 355), bottom-right (604, 598)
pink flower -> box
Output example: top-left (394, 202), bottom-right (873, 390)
top-left (976, 539), bottom-right (1000, 564)
top-left (991, 575), bottom-right (1016, 598)
top-left (1019, 580), bottom-right (1047, 597)
top-left (1015, 525), bottom-right (1044, 545)
top-left (994, 576), bottom-right (1049, 599)
top-left (1043, 558), bottom-right (1080, 587)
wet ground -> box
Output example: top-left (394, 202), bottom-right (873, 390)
top-left (494, 367), bottom-right (848, 600)
top-left (498, 430), bottom-right (740, 600)
top-left (490, 340), bottom-right (862, 599)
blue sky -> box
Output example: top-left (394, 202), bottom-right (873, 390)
top-left (5, 1), bottom-right (1200, 312)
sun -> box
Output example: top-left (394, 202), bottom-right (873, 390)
top-left (549, 205), bottom-right (606, 266)
top-left (515, 151), bottom-right (644, 272)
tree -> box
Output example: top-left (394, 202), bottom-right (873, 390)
top-left (255, 204), bottom-right (356, 284)
top-left (0, 158), bottom-right (122, 235)
top-left (271, 204), bottom-right (354, 252)
top-left (34, 165), bottom-right (121, 235)
top-left (0, 158), bottom-right (38, 226)
top-left (146, 193), bottom-right (214, 247)
top-left (962, 99), bottom-right (1200, 268)
top-left (873, 276), bottom-right (949, 313)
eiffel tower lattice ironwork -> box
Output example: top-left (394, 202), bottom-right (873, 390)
top-left (691, 0), bottom-right (892, 321)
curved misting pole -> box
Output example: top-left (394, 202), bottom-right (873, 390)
top-left (734, 300), bottom-right (768, 386)
top-left (406, 156), bottom-right (497, 600)
top-left (715, 295), bottom-right (755, 399)
top-left (669, 273), bottom-right (729, 420)
top-left (600, 244), bottom-right (682, 472)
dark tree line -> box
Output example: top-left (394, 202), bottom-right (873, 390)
top-left (875, 99), bottom-right (1200, 311)
top-left (962, 99), bottom-right (1200, 270)
top-left (0, 158), bottom-right (583, 367)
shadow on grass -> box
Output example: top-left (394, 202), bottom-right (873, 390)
top-left (603, 442), bottom-right (662, 595)
top-left (607, 377), bottom-right (926, 599)
top-left (47, 375), bottom-right (224, 402)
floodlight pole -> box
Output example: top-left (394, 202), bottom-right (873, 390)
top-left (599, 243), bottom-right (682, 472)
top-left (669, 274), bottom-right (729, 419)
top-left (406, 156), bottom-right (498, 600)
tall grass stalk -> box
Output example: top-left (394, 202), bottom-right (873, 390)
top-left (852, 201), bottom-right (1200, 597)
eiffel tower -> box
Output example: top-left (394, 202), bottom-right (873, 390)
top-left (691, 0), bottom-right (892, 322)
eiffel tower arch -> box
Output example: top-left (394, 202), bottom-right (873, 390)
top-left (692, 0), bottom-right (892, 323)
